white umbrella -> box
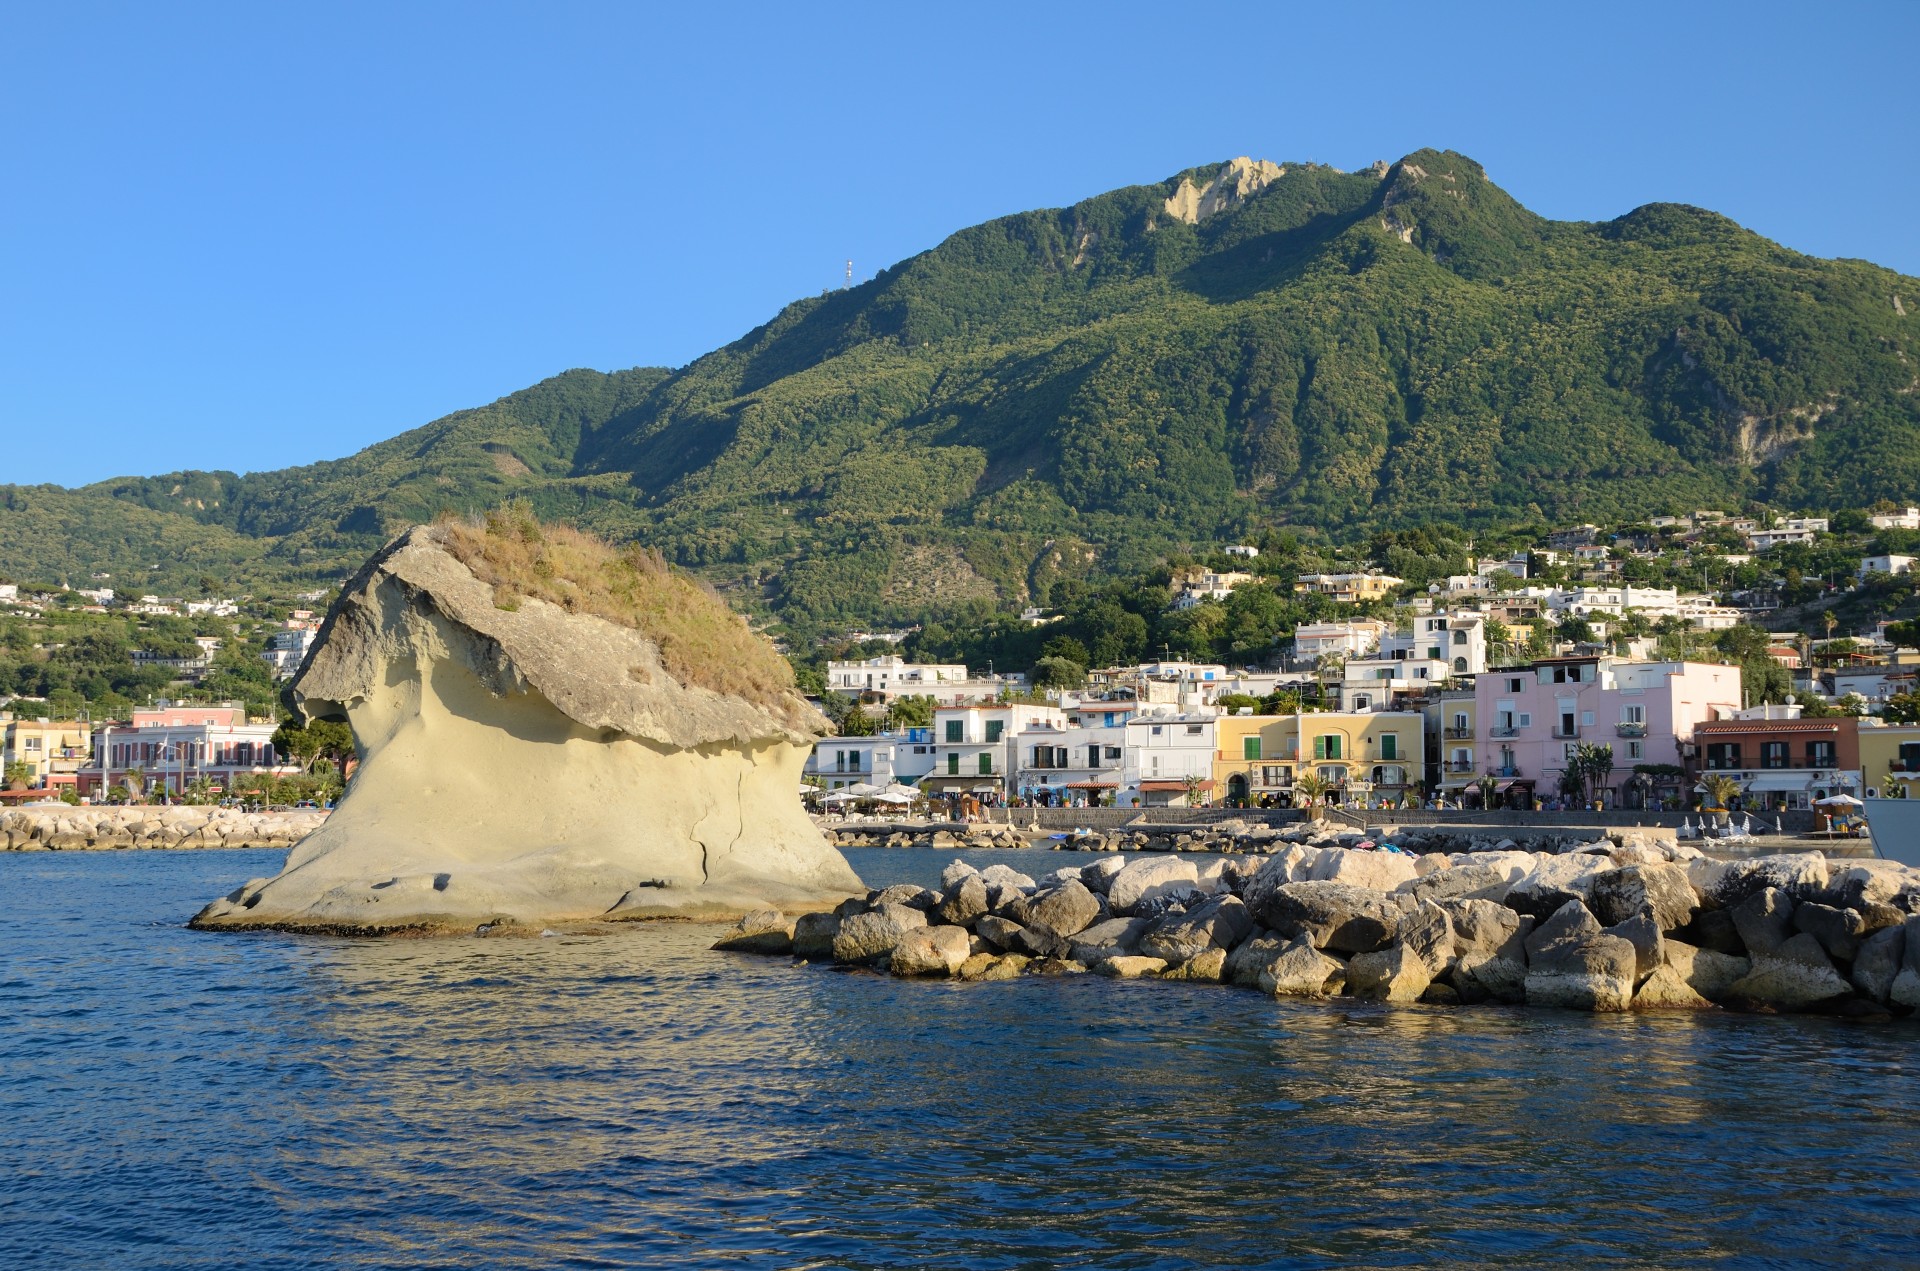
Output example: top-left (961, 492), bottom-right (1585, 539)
top-left (841, 782), bottom-right (884, 797)
top-left (1814, 794), bottom-right (1864, 807)
top-left (873, 789), bottom-right (915, 805)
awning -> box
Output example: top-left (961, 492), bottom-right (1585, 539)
top-left (1063, 781), bottom-right (1118, 790)
top-left (1494, 780), bottom-right (1514, 793)
top-left (1744, 773), bottom-right (1815, 793)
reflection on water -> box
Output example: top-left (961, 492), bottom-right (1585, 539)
top-left (2, 847), bottom-right (1918, 1268)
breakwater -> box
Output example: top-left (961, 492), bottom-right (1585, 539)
top-left (722, 836), bottom-right (1920, 1019)
top-left (0, 805), bottom-right (327, 850)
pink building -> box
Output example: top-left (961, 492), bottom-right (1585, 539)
top-left (1475, 656), bottom-right (1741, 809)
top-left (77, 701), bottom-right (297, 797)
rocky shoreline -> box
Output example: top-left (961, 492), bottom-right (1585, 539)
top-left (719, 833), bottom-right (1920, 1020)
top-left (1, 806), bottom-right (328, 851)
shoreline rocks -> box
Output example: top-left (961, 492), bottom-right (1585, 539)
top-left (716, 845), bottom-right (1920, 1023)
top-left (2, 806), bottom-right (327, 851)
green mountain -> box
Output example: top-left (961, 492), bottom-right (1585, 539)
top-left (4, 149), bottom-right (1917, 626)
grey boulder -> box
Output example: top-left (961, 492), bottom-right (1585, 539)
top-left (1252, 880), bottom-right (1402, 954)
top-left (889, 925), bottom-right (972, 977)
top-left (1138, 895), bottom-right (1255, 965)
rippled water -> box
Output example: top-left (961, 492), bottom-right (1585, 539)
top-left (3, 847), bottom-right (1918, 1269)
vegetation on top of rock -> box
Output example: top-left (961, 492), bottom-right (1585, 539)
top-left (431, 502), bottom-right (796, 709)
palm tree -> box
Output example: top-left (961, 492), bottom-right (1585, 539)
top-left (1474, 770), bottom-right (1500, 809)
top-left (1702, 774), bottom-right (1741, 827)
top-left (1293, 770), bottom-right (1330, 811)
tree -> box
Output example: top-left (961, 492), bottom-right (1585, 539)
top-left (1886, 619), bottom-right (1920, 650)
top-left (1883, 691), bottom-right (1920, 724)
top-left (3, 759), bottom-right (33, 789)
top-left (886, 695), bottom-right (935, 729)
top-left (1701, 774), bottom-right (1741, 826)
top-left (1292, 770), bottom-right (1330, 809)
top-left (1836, 692), bottom-right (1871, 717)
top-left (1030, 655), bottom-right (1087, 689)
top-left (1040, 634), bottom-right (1090, 666)
top-left (1560, 742), bottom-right (1615, 804)
top-left (1556, 616), bottom-right (1597, 646)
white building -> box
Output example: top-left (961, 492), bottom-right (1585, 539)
top-left (0, 584), bottom-right (15, 603)
top-left (1123, 709), bottom-right (1218, 806)
top-left (1014, 703), bottom-right (1135, 805)
top-left (1868, 507), bottom-right (1920, 531)
top-left (262, 627), bottom-right (318, 679)
top-left (1172, 569), bottom-right (1255, 610)
top-left (1384, 612), bottom-right (1488, 677)
top-left (924, 703), bottom-right (1066, 799)
top-left (1293, 620), bottom-right (1387, 664)
top-left (1860, 555), bottom-right (1915, 580)
top-left (827, 656), bottom-right (968, 700)
top-left (804, 728), bottom-right (938, 790)
top-left (1223, 544), bottom-right (1261, 559)
top-left (185, 599), bottom-right (240, 618)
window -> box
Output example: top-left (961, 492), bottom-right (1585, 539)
top-left (1453, 713), bottom-right (1468, 732)
top-left (1104, 746), bottom-right (1122, 762)
top-left (1151, 725), bottom-right (1163, 736)
top-left (947, 754), bottom-right (959, 775)
top-left (945, 720), bottom-right (963, 743)
top-left (1243, 736), bottom-right (1262, 760)
top-left (1507, 678), bottom-right (1523, 692)
top-left (1454, 657), bottom-right (1468, 673)
top-left (985, 720), bottom-right (1004, 743)
top-left (1624, 705), bottom-right (1645, 724)
top-left (1807, 740), bottom-right (1836, 768)
top-left (1380, 734), bottom-right (1398, 760)
top-left (1453, 630), bottom-right (1467, 645)
top-left (1353, 695), bottom-right (1370, 711)
top-left (1313, 735), bottom-right (1343, 760)
top-left (1103, 713), bottom-right (1117, 727)
top-left (1427, 646), bottom-right (1442, 660)
top-left (1628, 741), bottom-right (1644, 759)
top-left (978, 753), bottom-right (993, 775)
top-left (1560, 712), bottom-right (1577, 735)
top-left (1705, 742), bottom-right (1741, 770)
top-left (24, 737), bottom-right (40, 751)
top-left (1518, 713), bottom-right (1532, 728)
top-left (1186, 724), bottom-right (1203, 735)
top-left (1761, 741), bottom-right (1788, 769)
top-left (1580, 711), bottom-right (1595, 727)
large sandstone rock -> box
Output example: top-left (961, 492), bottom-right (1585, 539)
top-left (1348, 944), bottom-right (1433, 1004)
top-left (1524, 902), bottom-right (1634, 1011)
top-left (1590, 863), bottom-right (1696, 930)
top-left (890, 925), bottom-right (971, 977)
top-left (1632, 964), bottom-right (1714, 1009)
top-left (1250, 880), bottom-right (1402, 954)
top-left (1724, 932), bottom-right (1854, 1011)
top-left (1137, 895), bottom-right (1254, 965)
top-left (1069, 916), bottom-right (1150, 965)
top-left (832, 904), bottom-right (927, 962)
top-left (934, 875), bottom-right (989, 926)
top-left (1689, 853), bottom-right (1830, 909)
top-left (792, 910), bottom-right (842, 959)
top-left (1504, 854), bottom-right (1616, 921)
top-left (1439, 899), bottom-right (1521, 958)
top-left (711, 909), bottom-right (794, 954)
top-left (1397, 863), bottom-right (1513, 906)
top-left (1305, 847), bottom-right (1418, 892)
top-left (1604, 911), bottom-right (1664, 983)
top-left (1396, 901), bottom-right (1455, 977)
top-left (1106, 857), bottom-right (1202, 916)
top-left (1005, 880), bottom-right (1101, 940)
top-left (1850, 922), bottom-right (1907, 1003)
top-left (1660, 938), bottom-right (1750, 1001)
top-left (1257, 939), bottom-right (1348, 997)
top-left (1094, 955), bottom-right (1168, 979)
top-left (1224, 933), bottom-right (1292, 987)
top-left (191, 524), bottom-right (863, 933)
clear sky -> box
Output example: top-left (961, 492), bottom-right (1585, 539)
top-left (3, 1), bottom-right (1915, 487)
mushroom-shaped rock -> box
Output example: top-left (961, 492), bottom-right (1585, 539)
top-left (190, 518), bottom-right (863, 933)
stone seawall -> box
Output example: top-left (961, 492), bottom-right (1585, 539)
top-left (718, 838), bottom-right (1920, 1022)
top-left (1, 806), bottom-right (328, 851)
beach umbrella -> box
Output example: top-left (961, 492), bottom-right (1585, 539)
top-left (1814, 794), bottom-right (1864, 806)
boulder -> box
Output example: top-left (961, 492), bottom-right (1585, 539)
top-left (1138, 895), bottom-right (1254, 965)
top-left (711, 909), bottom-right (795, 954)
top-left (1676, 908), bottom-right (1747, 956)
top-left (889, 925), bottom-right (971, 977)
top-left (1348, 944), bottom-right (1433, 1004)
top-left (1504, 853), bottom-right (1615, 920)
top-left (1438, 899), bottom-right (1521, 957)
top-left (1250, 880), bottom-right (1402, 954)
top-left (1632, 964), bottom-right (1714, 1010)
top-left (1078, 856), bottom-right (1127, 894)
top-left (1257, 939), bottom-right (1348, 997)
top-left (1396, 901), bottom-right (1456, 977)
top-left (1526, 932), bottom-right (1637, 1012)
top-left (1524, 899), bottom-right (1603, 961)
top-left (1306, 847), bottom-right (1418, 892)
top-left (1451, 932), bottom-right (1530, 1006)
top-left (959, 952), bottom-right (1027, 982)
top-left (1589, 863), bottom-right (1696, 930)
top-left (831, 904), bottom-right (927, 963)
top-left (1889, 916), bottom-right (1920, 1011)
top-left (1160, 948), bottom-right (1228, 982)
top-left (1604, 911), bottom-right (1664, 983)
top-left (1849, 922), bottom-right (1907, 1003)
top-left (973, 914), bottom-right (1059, 957)
top-left (1006, 880), bottom-right (1102, 940)
top-left (1106, 857), bottom-right (1202, 916)
top-left (1730, 887), bottom-right (1795, 958)
top-left (1823, 862), bottom-right (1920, 915)
top-left (933, 875), bottom-right (989, 927)
top-left (1397, 863), bottom-right (1513, 906)
top-left (1723, 932), bottom-right (1854, 1012)
top-left (1069, 916), bottom-right (1151, 965)
top-left (1223, 933), bottom-right (1292, 987)
top-left (189, 521), bottom-right (864, 933)
top-left (939, 860), bottom-right (979, 891)
top-left (977, 863), bottom-right (1037, 897)
top-left (1689, 852), bottom-right (1830, 909)
top-left (1093, 955), bottom-right (1167, 979)
top-left (1660, 938), bottom-right (1750, 1001)
top-left (791, 911), bottom-right (842, 959)
top-left (873, 884), bottom-right (938, 911)
top-left (1792, 902), bottom-right (1867, 962)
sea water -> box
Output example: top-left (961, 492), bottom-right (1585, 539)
top-left (2, 846), bottom-right (1917, 1269)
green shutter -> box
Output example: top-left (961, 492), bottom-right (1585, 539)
top-left (1243, 736), bottom-right (1262, 760)
top-left (986, 720), bottom-right (1003, 743)
top-left (979, 753), bottom-right (991, 774)
top-left (1381, 734), bottom-right (1398, 760)
top-left (1313, 735), bottom-right (1326, 760)
top-left (947, 754), bottom-right (959, 775)
top-left (945, 720), bottom-right (962, 743)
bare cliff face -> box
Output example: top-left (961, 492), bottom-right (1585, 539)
top-left (192, 521), bottom-right (864, 934)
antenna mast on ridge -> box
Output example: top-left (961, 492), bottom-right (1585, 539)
top-left (845, 260), bottom-right (853, 289)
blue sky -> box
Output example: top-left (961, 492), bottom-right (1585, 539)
top-left (3, 1), bottom-right (1916, 487)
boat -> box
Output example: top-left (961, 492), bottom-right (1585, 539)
top-left (1863, 796), bottom-right (1920, 868)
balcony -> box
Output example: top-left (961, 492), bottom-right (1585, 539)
top-left (1444, 728), bottom-right (1473, 740)
top-left (1493, 765), bottom-right (1522, 778)
top-left (1489, 726), bottom-right (1519, 739)
top-left (1551, 728), bottom-right (1581, 740)
top-left (1615, 722), bottom-right (1647, 738)
top-left (1443, 761), bottom-right (1476, 773)
top-left (1891, 758), bottom-right (1920, 774)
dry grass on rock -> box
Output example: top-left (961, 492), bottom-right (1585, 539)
top-left (433, 503), bottom-right (795, 711)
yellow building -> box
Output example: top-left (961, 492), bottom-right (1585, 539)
top-left (1, 716), bottom-right (92, 790)
top-left (1293, 572), bottom-right (1404, 604)
top-left (1858, 721), bottom-right (1920, 800)
top-left (1427, 690), bottom-right (1478, 798)
top-left (1213, 711), bottom-right (1425, 808)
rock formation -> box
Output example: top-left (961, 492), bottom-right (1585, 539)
top-left (193, 515), bottom-right (863, 933)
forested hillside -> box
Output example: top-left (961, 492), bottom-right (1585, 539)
top-left (4, 149), bottom-right (1916, 630)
